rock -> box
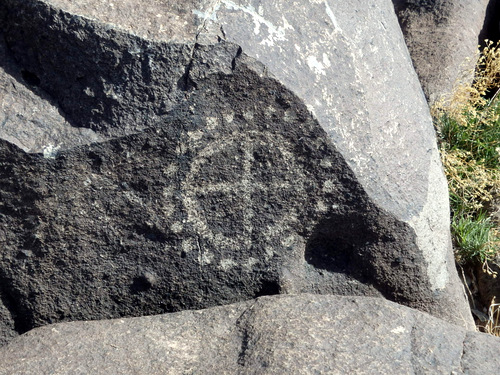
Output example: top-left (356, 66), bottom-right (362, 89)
top-left (392, 0), bottom-right (490, 104)
top-left (0, 0), bottom-right (473, 346)
top-left (0, 35), bottom-right (104, 153)
top-left (0, 297), bottom-right (16, 348)
top-left (0, 295), bottom-right (498, 375)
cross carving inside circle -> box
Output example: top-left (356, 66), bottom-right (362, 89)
top-left (180, 129), bottom-right (307, 268)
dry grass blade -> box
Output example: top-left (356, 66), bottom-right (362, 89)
top-left (483, 298), bottom-right (500, 337)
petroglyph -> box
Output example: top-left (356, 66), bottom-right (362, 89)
top-left (181, 127), bottom-right (307, 268)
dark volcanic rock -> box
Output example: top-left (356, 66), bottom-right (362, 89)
top-left (0, 65), bottom-right (421, 339)
top-left (0, 0), bottom-right (474, 345)
top-left (0, 295), bottom-right (499, 375)
top-left (0, 30), bottom-right (103, 153)
top-left (393, 0), bottom-right (490, 103)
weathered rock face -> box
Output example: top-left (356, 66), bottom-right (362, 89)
top-left (0, 295), bottom-right (498, 375)
top-left (392, 0), bottom-right (490, 104)
top-left (0, 0), bottom-right (474, 345)
top-left (0, 40), bottom-right (104, 153)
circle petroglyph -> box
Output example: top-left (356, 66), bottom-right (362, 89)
top-left (181, 128), bottom-right (308, 268)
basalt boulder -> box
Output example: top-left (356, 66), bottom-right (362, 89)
top-left (392, 0), bottom-right (491, 103)
top-left (0, 295), bottom-right (498, 375)
top-left (0, 0), bottom-right (473, 346)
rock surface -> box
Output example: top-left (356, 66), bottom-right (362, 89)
top-left (393, 0), bottom-right (490, 104)
top-left (0, 0), bottom-right (473, 345)
top-left (0, 294), bottom-right (498, 375)
top-left (0, 39), bottom-right (104, 153)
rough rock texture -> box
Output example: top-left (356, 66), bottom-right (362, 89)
top-left (0, 295), bottom-right (498, 375)
top-left (0, 0), bottom-right (474, 345)
top-left (392, 0), bottom-right (490, 104)
top-left (0, 39), bottom-right (104, 153)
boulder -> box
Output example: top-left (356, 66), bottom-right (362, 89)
top-left (392, 0), bottom-right (490, 103)
top-left (0, 38), bottom-right (104, 154)
top-left (0, 295), bottom-right (498, 375)
top-left (0, 0), bottom-right (473, 345)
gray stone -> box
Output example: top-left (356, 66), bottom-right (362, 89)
top-left (0, 297), bottom-right (16, 348)
top-left (393, 0), bottom-right (490, 104)
top-left (0, 295), bottom-right (498, 375)
top-left (0, 0), bottom-right (473, 346)
top-left (0, 36), bottom-right (104, 153)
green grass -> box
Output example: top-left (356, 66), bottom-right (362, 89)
top-left (439, 107), bottom-right (500, 170)
top-left (434, 105), bottom-right (499, 265)
top-left (452, 211), bottom-right (497, 264)
top-left (432, 41), bottom-right (500, 336)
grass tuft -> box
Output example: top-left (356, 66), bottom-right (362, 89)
top-left (432, 40), bottom-right (500, 267)
top-left (432, 40), bottom-right (500, 336)
top-left (452, 211), bottom-right (497, 264)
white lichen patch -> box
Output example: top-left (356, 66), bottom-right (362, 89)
top-left (306, 104), bottom-right (317, 117)
top-left (219, 258), bottom-right (237, 271)
top-left (280, 234), bottom-right (297, 248)
top-left (170, 222), bottom-right (183, 234)
top-left (182, 238), bottom-right (195, 253)
top-left (198, 250), bottom-right (214, 265)
top-left (83, 87), bottom-right (95, 97)
top-left (188, 129), bottom-right (203, 142)
top-left (391, 326), bottom-right (406, 334)
top-left (322, 53), bottom-right (332, 69)
top-left (320, 158), bottom-right (332, 168)
top-left (128, 44), bottom-right (143, 56)
top-left (103, 83), bottom-right (120, 100)
top-left (265, 106), bottom-right (276, 118)
top-left (42, 144), bottom-right (60, 159)
top-left (243, 257), bottom-right (259, 270)
top-left (214, 232), bottom-right (246, 249)
top-left (206, 116), bottom-right (220, 129)
top-left (243, 111), bottom-right (254, 121)
top-left (162, 186), bottom-right (174, 198)
top-left (161, 203), bottom-right (175, 219)
top-left (283, 109), bottom-right (297, 123)
top-left (322, 179), bottom-right (336, 193)
top-left (265, 246), bottom-right (275, 260)
top-left (175, 143), bottom-right (187, 156)
top-left (316, 200), bottom-right (328, 213)
top-left (306, 55), bottom-right (326, 76)
top-left (162, 164), bottom-right (178, 177)
top-left (321, 86), bottom-right (334, 107)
